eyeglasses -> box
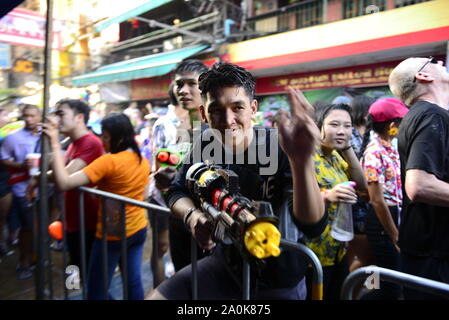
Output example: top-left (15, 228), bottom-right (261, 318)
top-left (413, 56), bottom-right (438, 82)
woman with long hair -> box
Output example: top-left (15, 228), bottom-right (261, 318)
top-left (304, 103), bottom-right (368, 300)
top-left (43, 113), bottom-right (150, 300)
top-left (360, 98), bottom-right (408, 300)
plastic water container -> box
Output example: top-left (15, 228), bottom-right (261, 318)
top-left (331, 181), bottom-right (356, 242)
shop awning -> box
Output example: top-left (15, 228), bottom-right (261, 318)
top-left (71, 44), bottom-right (208, 86)
top-left (95, 0), bottom-right (173, 32)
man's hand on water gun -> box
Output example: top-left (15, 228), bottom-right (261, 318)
top-left (187, 209), bottom-right (216, 250)
top-left (154, 166), bottom-right (177, 191)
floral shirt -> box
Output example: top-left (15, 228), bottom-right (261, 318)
top-left (303, 147), bottom-right (349, 267)
top-left (361, 133), bottom-right (402, 206)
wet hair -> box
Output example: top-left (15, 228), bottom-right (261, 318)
top-left (101, 113), bottom-right (141, 162)
top-left (360, 115), bottom-right (402, 156)
top-left (174, 59), bottom-right (208, 77)
top-left (55, 99), bottom-right (91, 124)
top-left (168, 83), bottom-right (178, 106)
top-left (198, 62), bottom-right (256, 100)
top-left (351, 95), bottom-right (376, 128)
top-left (315, 103), bottom-right (353, 130)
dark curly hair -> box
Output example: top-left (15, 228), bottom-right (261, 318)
top-left (174, 59), bottom-right (208, 77)
top-left (198, 62), bottom-right (255, 101)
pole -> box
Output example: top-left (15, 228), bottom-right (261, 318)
top-left (35, 0), bottom-right (53, 300)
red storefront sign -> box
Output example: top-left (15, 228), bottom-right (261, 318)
top-left (0, 9), bottom-right (64, 50)
top-left (130, 76), bottom-right (172, 100)
top-left (256, 61), bottom-right (400, 94)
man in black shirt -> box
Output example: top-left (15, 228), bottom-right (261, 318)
top-left (389, 57), bottom-right (449, 299)
top-left (147, 63), bottom-right (326, 299)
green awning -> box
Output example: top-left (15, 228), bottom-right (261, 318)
top-left (95, 0), bottom-right (173, 33)
top-left (71, 44), bottom-right (208, 87)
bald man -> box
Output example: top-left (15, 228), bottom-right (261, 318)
top-left (389, 57), bottom-right (449, 299)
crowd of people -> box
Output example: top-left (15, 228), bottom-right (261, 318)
top-left (0, 56), bottom-right (448, 300)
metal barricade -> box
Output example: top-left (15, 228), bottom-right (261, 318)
top-left (341, 265), bottom-right (449, 300)
top-left (68, 186), bottom-right (170, 300)
top-left (189, 237), bottom-right (323, 300)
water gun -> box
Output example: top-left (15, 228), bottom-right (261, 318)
top-left (155, 148), bottom-right (183, 169)
top-left (186, 162), bottom-right (281, 261)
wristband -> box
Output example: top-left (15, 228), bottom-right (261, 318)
top-left (183, 207), bottom-right (198, 229)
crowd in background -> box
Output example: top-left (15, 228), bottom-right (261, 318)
top-left (0, 56), bottom-right (448, 301)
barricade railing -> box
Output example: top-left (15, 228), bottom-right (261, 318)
top-left (189, 237), bottom-right (323, 300)
top-left (35, 185), bottom-right (322, 300)
top-left (52, 186), bottom-right (170, 300)
top-left (341, 265), bottom-right (449, 300)
top-left (76, 186), bottom-right (171, 300)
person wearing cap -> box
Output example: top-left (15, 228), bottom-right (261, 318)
top-left (389, 57), bottom-right (449, 299)
top-left (360, 97), bottom-right (409, 300)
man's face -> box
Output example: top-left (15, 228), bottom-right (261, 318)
top-left (200, 86), bottom-right (257, 149)
top-left (56, 103), bottom-right (82, 135)
top-left (173, 71), bottom-right (202, 111)
top-left (22, 108), bottom-right (41, 131)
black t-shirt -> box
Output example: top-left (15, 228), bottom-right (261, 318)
top-left (166, 126), bottom-right (327, 289)
top-left (398, 101), bottom-right (449, 258)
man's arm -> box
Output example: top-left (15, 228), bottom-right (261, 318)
top-left (41, 118), bottom-right (90, 191)
top-left (0, 159), bottom-right (27, 170)
top-left (0, 136), bottom-right (29, 170)
top-left (26, 149), bottom-right (88, 200)
top-left (278, 88), bottom-right (325, 224)
top-left (405, 169), bottom-right (449, 207)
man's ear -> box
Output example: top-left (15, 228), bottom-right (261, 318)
top-left (199, 105), bottom-right (208, 123)
top-left (76, 113), bottom-right (85, 124)
top-left (251, 99), bottom-right (258, 115)
top-left (415, 72), bottom-right (434, 83)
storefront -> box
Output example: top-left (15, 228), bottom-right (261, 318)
top-left (255, 60), bottom-right (399, 112)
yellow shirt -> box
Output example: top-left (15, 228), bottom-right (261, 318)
top-left (83, 151), bottom-right (150, 240)
top-left (303, 147), bottom-right (349, 267)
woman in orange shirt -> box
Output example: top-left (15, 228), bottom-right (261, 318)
top-left (43, 113), bottom-right (150, 300)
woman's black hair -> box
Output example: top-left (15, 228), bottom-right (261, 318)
top-left (315, 103), bottom-right (353, 130)
top-left (101, 113), bottom-right (141, 162)
top-left (359, 115), bottom-right (402, 157)
top-left (351, 95), bottom-right (376, 128)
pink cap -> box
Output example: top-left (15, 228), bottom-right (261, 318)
top-left (368, 98), bottom-right (409, 123)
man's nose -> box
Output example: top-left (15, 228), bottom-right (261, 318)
top-left (224, 109), bottom-right (235, 126)
top-left (178, 84), bottom-right (188, 95)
